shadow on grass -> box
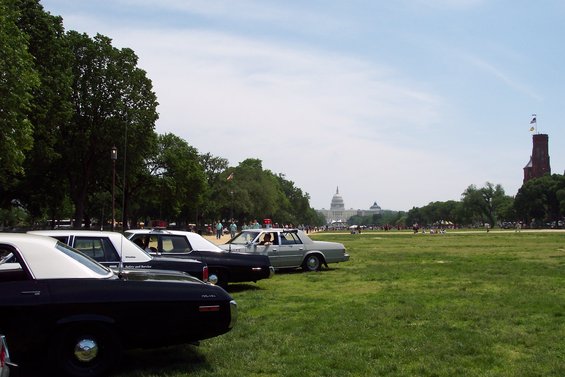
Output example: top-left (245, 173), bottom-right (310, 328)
top-left (15, 344), bottom-right (211, 377)
top-left (226, 283), bottom-right (264, 293)
top-left (113, 344), bottom-right (211, 376)
top-left (275, 267), bottom-right (336, 275)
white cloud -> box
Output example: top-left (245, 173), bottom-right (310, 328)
top-left (104, 27), bottom-right (449, 210)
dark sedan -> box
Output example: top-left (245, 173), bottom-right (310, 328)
top-left (0, 233), bottom-right (236, 377)
top-left (126, 229), bottom-right (274, 287)
top-left (29, 230), bottom-right (211, 283)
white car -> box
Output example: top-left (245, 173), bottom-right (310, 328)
top-left (221, 228), bottom-right (350, 271)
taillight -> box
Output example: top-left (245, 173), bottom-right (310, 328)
top-left (202, 265), bottom-right (209, 282)
top-left (0, 344), bottom-right (5, 368)
top-left (199, 305), bottom-right (220, 312)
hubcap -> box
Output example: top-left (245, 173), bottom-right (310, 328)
top-left (307, 257), bottom-right (318, 269)
top-left (74, 338), bottom-right (98, 362)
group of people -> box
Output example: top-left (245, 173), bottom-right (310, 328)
top-left (214, 219), bottom-right (263, 239)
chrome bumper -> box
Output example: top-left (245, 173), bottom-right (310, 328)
top-left (229, 300), bottom-right (238, 329)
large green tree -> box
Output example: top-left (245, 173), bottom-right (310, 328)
top-left (514, 174), bottom-right (565, 226)
top-left (0, 0), bottom-right (39, 189)
top-left (461, 182), bottom-right (510, 227)
top-left (208, 158), bottom-right (320, 226)
top-left (64, 32), bottom-right (158, 228)
top-left (14, 0), bottom-right (73, 224)
top-left (140, 133), bottom-right (206, 226)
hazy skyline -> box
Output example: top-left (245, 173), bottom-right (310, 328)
top-left (41, 0), bottom-right (565, 211)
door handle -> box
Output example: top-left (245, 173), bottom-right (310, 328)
top-left (21, 291), bottom-right (41, 296)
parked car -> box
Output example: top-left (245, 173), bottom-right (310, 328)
top-left (0, 335), bottom-right (15, 377)
top-left (220, 228), bottom-right (350, 271)
top-left (125, 228), bottom-right (274, 287)
top-left (0, 233), bottom-right (237, 377)
top-left (28, 230), bottom-right (211, 283)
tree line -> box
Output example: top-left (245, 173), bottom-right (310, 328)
top-left (349, 177), bottom-right (565, 229)
top-left (0, 0), bottom-right (324, 230)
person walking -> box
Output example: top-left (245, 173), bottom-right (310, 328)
top-left (216, 221), bottom-right (223, 240)
top-left (229, 221), bottom-right (237, 238)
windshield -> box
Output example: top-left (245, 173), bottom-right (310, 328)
top-left (228, 231), bottom-right (260, 245)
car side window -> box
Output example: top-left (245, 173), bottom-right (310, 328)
top-left (74, 237), bottom-right (120, 262)
top-left (282, 232), bottom-right (302, 245)
top-left (147, 235), bottom-right (159, 251)
top-left (0, 245), bottom-right (28, 281)
top-left (161, 235), bottom-right (192, 254)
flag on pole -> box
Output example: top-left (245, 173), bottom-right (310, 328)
top-left (529, 114), bottom-right (537, 132)
top-left (226, 172), bottom-right (234, 181)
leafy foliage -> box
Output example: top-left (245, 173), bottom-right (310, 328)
top-left (0, 0), bottom-right (39, 185)
top-left (514, 174), bottom-right (565, 226)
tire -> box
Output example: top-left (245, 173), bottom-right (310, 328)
top-left (52, 323), bottom-right (121, 377)
top-left (303, 254), bottom-right (322, 272)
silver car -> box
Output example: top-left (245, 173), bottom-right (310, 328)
top-left (221, 228), bottom-right (349, 271)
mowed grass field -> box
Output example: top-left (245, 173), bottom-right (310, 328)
top-left (115, 230), bottom-right (565, 377)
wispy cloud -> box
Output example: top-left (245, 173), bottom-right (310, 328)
top-left (462, 53), bottom-right (543, 101)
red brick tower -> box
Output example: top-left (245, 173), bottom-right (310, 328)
top-left (523, 134), bottom-right (551, 183)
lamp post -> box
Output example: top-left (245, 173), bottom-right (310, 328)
top-left (111, 146), bottom-right (117, 231)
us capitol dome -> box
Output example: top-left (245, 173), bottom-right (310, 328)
top-left (318, 187), bottom-right (381, 224)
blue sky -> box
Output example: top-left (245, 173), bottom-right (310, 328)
top-left (41, 0), bottom-right (565, 211)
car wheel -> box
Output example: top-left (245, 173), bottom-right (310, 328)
top-left (303, 254), bottom-right (321, 272)
top-left (52, 324), bottom-right (121, 377)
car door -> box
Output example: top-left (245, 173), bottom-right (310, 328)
top-left (271, 231), bottom-right (305, 268)
top-left (253, 232), bottom-right (301, 268)
top-left (0, 244), bottom-right (51, 349)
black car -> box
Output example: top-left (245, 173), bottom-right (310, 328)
top-left (29, 230), bottom-right (211, 283)
top-left (126, 229), bottom-right (274, 287)
top-left (0, 233), bottom-right (236, 377)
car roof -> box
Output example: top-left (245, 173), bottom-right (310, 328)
top-left (126, 229), bottom-right (223, 252)
top-left (0, 233), bottom-right (114, 279)
top-left (242, 228), bottom-right (299, 232)
top-left (29, 230), bottom-right (153, 262)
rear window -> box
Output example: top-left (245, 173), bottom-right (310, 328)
top-left (73, 237), bottom-right (120, 262)
top-left (56, 242), bottom-right (113, 276)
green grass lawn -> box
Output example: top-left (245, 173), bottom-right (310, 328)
top-left (115, 230), bottom-right (565, 377)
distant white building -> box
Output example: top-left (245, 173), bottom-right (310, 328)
top-left (318, 187), bottom-right (381, 224)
